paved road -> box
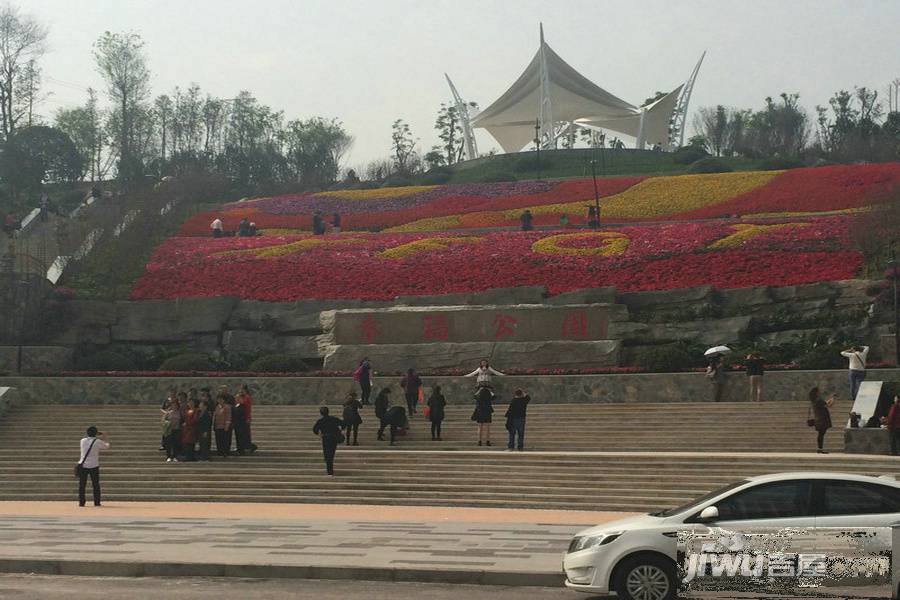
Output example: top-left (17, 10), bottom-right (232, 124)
top-left (0, 575), bottom-right (889, 599)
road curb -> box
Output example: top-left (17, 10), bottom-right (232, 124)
top-left (0, 558), bottom-right (564, 587)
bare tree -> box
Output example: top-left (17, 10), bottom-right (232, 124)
top-left (0, 4), bottom-right (48, 138)
top-left (93, 31), bottom-right (151, 180)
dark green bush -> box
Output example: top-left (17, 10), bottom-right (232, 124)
top-left (421, 170), bottom-right (452, 185)
top-left (514, 155), bottom-right (551, 173)
top-left (630, 342), bottom-right (706, 372)
top-left (248, 354), bottom-right (309, 373)
top-left (479, 171), bottom-right (517, 183)
top-left (75, 350), bottom-right (138, 371)
top-left (672, 146), bottom-right (708, 165)
top-left (158, 352), bottom-right (216, 372)
top-left (688, 157), bottom-right (734, 174)
top-left (382, 175), bottom-right (414, 188)
top-left (794, 343), bottom-right (848, 370)
top-left (760, 157), bottom-right (804, 171)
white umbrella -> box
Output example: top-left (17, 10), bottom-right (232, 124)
top-left (704, 345), bottom-right (732, 357)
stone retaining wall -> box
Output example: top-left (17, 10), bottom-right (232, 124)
top-left (3, 368), bottom-right (896, 407)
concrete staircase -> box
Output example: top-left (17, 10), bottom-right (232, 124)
top-left (1, 402), bottom-right (897, 512)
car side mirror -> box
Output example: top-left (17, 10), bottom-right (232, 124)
top-left (698, 506), bottom-right (719, 522)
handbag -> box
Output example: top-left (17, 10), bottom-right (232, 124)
top-left (336, 430), bottom-right (346, 444)
top-left (806, 406), bottom-right (815, 428)
top-left (74, 438), bottom-right (99, 479)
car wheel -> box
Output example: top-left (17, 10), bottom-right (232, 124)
top-left (613, 554), bottom-right (677, 600)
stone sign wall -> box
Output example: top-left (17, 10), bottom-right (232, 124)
top-left (324, 304), bottom-right (627, 345)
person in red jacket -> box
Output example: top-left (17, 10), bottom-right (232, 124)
top-left (887, 396), bottom-right (900, 456)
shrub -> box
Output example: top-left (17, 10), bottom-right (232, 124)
top-left (479, 171), bottom-right (517, 183)
top-left (630, 342), bottom-right (705, 372)
top-left (75, 350), bottom-right (138, 371)
top-left (688, 157), bottom-right (733, 174)
top-left (760, 157), bottom-right (804, 171)
top-left (248, 354), bottom-right (309, 373)
top-left (382, 175), bottom-right (414, 188)
top-left (421, 170), bottom-right (452, 185)
top-left (794, 343), bottom-right (848, 370)
top-left (514, 155), bottom-right (551, 173)
top-left (158, 352), bottom-right (216, 372)
top-left (672, 146), bottom-right (708, 165)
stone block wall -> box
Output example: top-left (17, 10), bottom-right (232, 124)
top-left (3, 368), bottom-right (895, 407)
top-left (0, 346), bottom-right (73, 374)
top-left (30, 279), bottom-right (885, 372)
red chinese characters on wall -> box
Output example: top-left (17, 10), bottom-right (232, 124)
top-left (359, 315), bottom-right (381, 343)
top-left (493, 313), bottom-right (518, 339)
top-left (422, 314), bottom-right (450, 341)
top-left (560, 309), bottom-right (608, 339)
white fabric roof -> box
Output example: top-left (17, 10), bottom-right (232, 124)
top-left (472, 34), bottom-right (683, 152)
top-left (579, 85), bottom-right (684, 148)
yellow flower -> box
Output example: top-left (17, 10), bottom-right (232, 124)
top-left (259, 228), bottom-right (305, 236)
top-left (385, 215), bottom-right (461, 233)
top-left (708, 222), bottom-right (808, 250)
top-left (531, 231), bottom-right (629, 257)
top-left (215, 236), bottom-right (364, 259)
top-left (316, 185), bottom-right (436, 200)
top-left (742, 206), bottom-right (872, 219)
top-left (379, 236), bottom-right (483, 259)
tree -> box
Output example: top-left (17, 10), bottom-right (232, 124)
top-left (424, 147), bottom-right (446, 169)
top-left (434, 104), bottom-right (460, 164)
top-left (0, 4), bottom-right (48, 139)
top-left (282, 116), bottom-right (353, 188)
top-left (93, 31), bottom-right (151, 181)
top-left (816, 87), bottom-right (891, 161)
top-left (740, 93), bottom-right (809, 157)
top-left (154, 94), bottom-right (172, 164)
top-left (391, 118), bottom-right (417, 175)
top-left (0, 125), bottom-right (82, 193)
top-left (694, 106), bottom-right (729, 156)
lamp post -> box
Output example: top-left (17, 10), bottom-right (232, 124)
top-left (891, 242), bottom-right (899, 366)
top-left (589, 156), bottom-right (601, 229)
top-left (533, 119), bottom-right (541, 180)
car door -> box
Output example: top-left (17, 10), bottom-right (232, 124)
top-left (688, 479), bottom-right (818, 530)
top-left (814, 479), bottom-right (900, 554)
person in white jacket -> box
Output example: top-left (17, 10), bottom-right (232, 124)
top-left (466, 360), bottom-right (504, 386)
top-left (840, 345), bottom-right (869, 401)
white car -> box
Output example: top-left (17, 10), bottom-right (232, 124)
top-left (563, 472), bottom-right (900, 600)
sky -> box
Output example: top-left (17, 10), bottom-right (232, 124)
top-left (26, 0), bottom-right (900, 170)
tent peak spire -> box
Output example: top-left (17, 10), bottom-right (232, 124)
top-left (539, 22), bottom-right (544, 45)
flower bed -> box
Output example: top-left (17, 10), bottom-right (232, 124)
top-left (131, 217), bottom-right (860, 301)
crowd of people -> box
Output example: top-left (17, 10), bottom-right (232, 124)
top-left (209, 211), bottom-right (341, 238)
top-left (160, 384), bottom-right (257, 462)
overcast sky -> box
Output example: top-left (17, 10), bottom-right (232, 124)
top-left (27, 0), bottom-right (900, 169)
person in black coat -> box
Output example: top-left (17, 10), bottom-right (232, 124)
top-left (342, 392), bottom-right (363, 446)
top-left (473, 384), bottom-right (495, 447)
top-left (313, 406), bottom-right (345, 475)
top-left (381, 405), bottom-right (407, 446)
top-left (808, 386), bottom-right (835, 454)
top-left (505, 388), bottom-right (530, 451)
top-left (375, 388), bottom-right (391, 441)
top-left (427, 385), bottom-right (447, 441)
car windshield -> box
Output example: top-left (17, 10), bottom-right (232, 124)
top-left (650, 480), bottom-right (750, 517)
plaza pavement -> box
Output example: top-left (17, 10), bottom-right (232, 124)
top-left (0, 502), bottom-right (631, 587)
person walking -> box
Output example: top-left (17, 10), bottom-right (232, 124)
top-left (77, 426), bottom-right (109, 507)
top-left (745, 352), bottom-right (764, 402)
top-left (163, 397), bottom-right (182, 462)
top-left (520, 209), bottom-right (533, 231)
top-left (400, 368), bottom-right (422, 415)
top-left (181, 398), bottom-right (198, 461)
top-left (232, 393), bottom-right (250, 456)
top-left (235, 385), bottom-right (257, 453)
top-left (706, 355), bottom-right (726, 402)
top-left (211, 217), bottom-right (224, 238)
top-left (213, 393), bottom-right (233, 458)
top-left (159, 388), bottom-right (176, 451)
top-left (808, 387), bottom-right (834, 454)
top-left (355, 358), bottom-right (372, 405)
top-left (374, 388), bottom-right (392, 441)
top-left (342, 392), bottom-right (363, 446)
top-left (332, 212), bottom-right (342, 233)
top-left (465, 360), bottom-right (504, 387)
top-left (427, 385), bottom-right (447, 441)
top-left (313, 407), bottom-right (344, 475)
top-left (887, 396), bottom-right (900, 456)
top-left (505, 388), bottom-right (530, 451)
top-left (473, 384), bottom-right (495, 446)
top-left (196, 398), bottom-right (213, 461)
top-left (841, 345), bottom-right (869, 402)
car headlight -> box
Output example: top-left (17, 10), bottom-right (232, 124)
top-left (568, 532), bottom-right (622, 553)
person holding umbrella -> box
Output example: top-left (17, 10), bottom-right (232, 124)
top-left (704, 346), bottom-right (730, 403)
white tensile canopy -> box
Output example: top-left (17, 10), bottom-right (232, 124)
top-left (470, 27), bottom-right (688, 153)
